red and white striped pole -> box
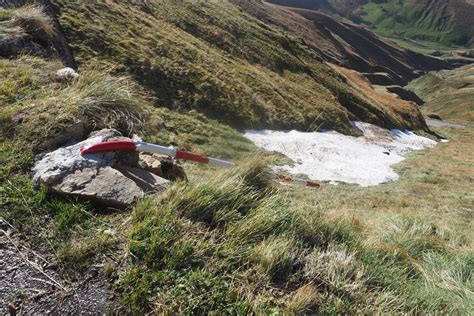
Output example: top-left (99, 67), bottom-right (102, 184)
top-left (80, 139), bottom-right (235, 168)
top-left (275, 173), bottom-right (320, 188)
top-left (80, 139), bottom-right (320, 187)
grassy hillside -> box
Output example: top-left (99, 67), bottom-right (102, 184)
top-left (49, 0), bottom-right (428, 133)
top-left (241, 0), bottom-right (449, 83)
top-left (119, 132), bottom-right (474, 314)
top-left (2, 55), bottom-right (473, 312)
top-left (2, 3), bottom-right (473, 314)
top-left (407, 64), bottom-right (474, 123)
top-left (269, 0), bottom-right (474, 49)
top-left (359, 0), bottom-right (474, 48)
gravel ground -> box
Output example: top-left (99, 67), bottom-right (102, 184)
top-left (0, 219), bottom-right (122, 315)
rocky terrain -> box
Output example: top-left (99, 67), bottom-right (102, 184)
top-left (1, 217), bottom-right (120, 314)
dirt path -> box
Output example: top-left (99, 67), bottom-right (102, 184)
top-left (425, 118), bottom-right (472, 128)
top-left (0, 219), bottom-right (121, 314)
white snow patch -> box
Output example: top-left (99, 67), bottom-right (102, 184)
top-left (244, 122), bottom-right (437, 187)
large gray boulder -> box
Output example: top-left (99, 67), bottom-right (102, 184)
top-left (32, 129), bottom-right (170, 209)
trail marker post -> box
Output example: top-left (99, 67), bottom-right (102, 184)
top-left (80, 139), bottom-right (235, 168)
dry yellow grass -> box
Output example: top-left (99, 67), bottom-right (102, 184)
top-left (10, 4), bottom-right (54, 40)
top-left (288, 284), bottom-right (320, 313)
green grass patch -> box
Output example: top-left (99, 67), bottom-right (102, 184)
top-left (359, 1), bottom-right (473, 48)
top-left (118, 132), bottom-right (474, 313)
top-left (407, 64), bottom-right (474, 123)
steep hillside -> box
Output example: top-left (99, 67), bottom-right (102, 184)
top-left (48, 0), bottom-right (430, 133)
top-left (235, 0), bottom-right (449, 85)
top-left (407, 64), bottom-right (474, 123)
top-left (268, 0), bottom-right (474, 49)
top-left (2, 55), bottom-right (473, 314)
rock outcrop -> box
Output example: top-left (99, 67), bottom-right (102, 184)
top-left (32, 129), bottom-right (183, 209)
top-left (0, 33), bottom-right (49, 58)
top-left (386, 86), bottom-right (425, 106)
top-left (55, 67), bottom-right (79, 82)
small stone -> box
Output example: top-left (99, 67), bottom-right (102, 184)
top-left (55, 67), bottom-right (79, 82)
top-left (139, 153), bottom-right (187, 181)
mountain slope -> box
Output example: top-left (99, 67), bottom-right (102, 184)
top-left (48, 0), bottom-right (430, 134)
top-left (268, 0), bottom-right (474, 48)
top-left (235, 0), bottom-right (449, 85)
top-left (358, 0), bottom-right (474, 48)
top-left (407, 64), bottom-right (474, 123)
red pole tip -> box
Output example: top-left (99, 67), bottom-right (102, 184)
top-left (175, 150), bottom-right (210, 164)
top-left (306, 181), bottom-right (321, 188)
top-left (80, 140), bottom-right (137, 155)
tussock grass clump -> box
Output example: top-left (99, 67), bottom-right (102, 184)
top-left (252, 235), bottom-right (301, 279)
top-left (56, 68), bottom-right (145, 134)
top-left (1, 5), bottom-right (54, 41)
top-left (288, 283), bottom-right (320, 313)
top-left (376, 216), bottom-right (463, 258)
top-left (121, 158), bottom-right (369, 313)
top-left (153, 157), bottom-right (273, 228)
top-left (418, 252), bottom-right (474, 311)
top-left (304, 244), bottom-right (366, 295)
top-left (1, 57), bottom-right (144, 146)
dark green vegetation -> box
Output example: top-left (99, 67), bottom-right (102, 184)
top-left (358, 0), bottom-right (474, 48)
top-left (407, 64), bottom-right (474, 123)
top-left (1, 2), bottom-right (473, 314)
top-left (269, 0), bottom-right (474, 49)
top-left (49, 0), bottom-right (429, 133)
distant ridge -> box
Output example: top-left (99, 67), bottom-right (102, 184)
top-left (267, 0), bottom-right (474, 48)
top-left (235, 0), bottom-right (450, 85)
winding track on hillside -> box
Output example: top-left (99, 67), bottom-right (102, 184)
top-left (425, 118), bottom-right (472, 128)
